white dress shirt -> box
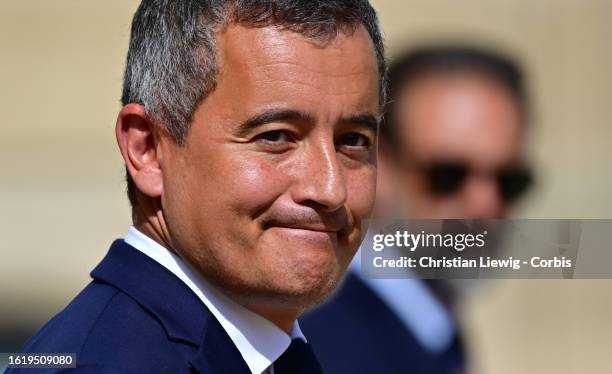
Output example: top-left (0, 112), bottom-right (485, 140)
top-left (124, 226), bottom-right (305, 374)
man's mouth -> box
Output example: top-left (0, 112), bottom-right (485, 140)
top-left (266, 225), bottom-right (340, 245)
top-left (260, 209), bottom-right (351, 244)
top-left (272, 223), bottom-right (340, 233)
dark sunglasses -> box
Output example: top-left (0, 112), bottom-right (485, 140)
top-left (421, 162), bottom-right (533, 203)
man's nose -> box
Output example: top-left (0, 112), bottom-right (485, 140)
top-left (290, 141), bottom-right (348, 212)
top-left (463, 175), bottom-right (506, 219)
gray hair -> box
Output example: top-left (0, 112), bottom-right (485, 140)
top-left (122, 0), bottom-right (386, 207)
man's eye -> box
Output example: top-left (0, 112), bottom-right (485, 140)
top-left (339, 133), bottom-right (371, 148)
top-left (255, 130), bottom-right (290, 143)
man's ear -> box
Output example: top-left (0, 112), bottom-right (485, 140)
top-left (115, 104), bottom-right (163, 198)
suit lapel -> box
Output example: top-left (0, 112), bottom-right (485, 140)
top-left (189, 313), bottom-right (252, 374)
top-left (91, 240), bottom-right (251, 373)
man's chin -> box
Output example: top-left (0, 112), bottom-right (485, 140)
top-left (231, 261), bottom-right (344, 311)
top-left (192, 237), bottom-right (354, 312)
top-left (283, 268), bottom-right (342, 308)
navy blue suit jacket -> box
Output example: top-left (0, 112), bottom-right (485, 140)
top-left (300, 273), bottom-right (464, 374)
top-left (7, 240), bottom-right (251, 374)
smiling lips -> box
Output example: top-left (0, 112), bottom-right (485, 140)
top-left (261, 208), bottom-right (351, 245)
top-left (269, 225), bottom-right (340, 245)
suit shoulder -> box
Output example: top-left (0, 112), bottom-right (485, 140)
top-left (17, 281), bottom-right (190, 373)
top-left (20, 281), bottom-right (122, 353)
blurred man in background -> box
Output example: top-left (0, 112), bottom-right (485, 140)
top-left (302, 46), bottom-right (533, 374)
top-left (381, 46), bottom-right (532, 220)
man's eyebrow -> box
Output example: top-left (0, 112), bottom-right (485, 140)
top-left (340, 113), bottom-right (381, 133)
top-left (237, 109), bottom-right (316, 135)
top-left (236, 109), bottom-right (380, 136)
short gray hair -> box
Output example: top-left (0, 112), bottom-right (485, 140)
top-left (122, 0), bottom-right (386, 207)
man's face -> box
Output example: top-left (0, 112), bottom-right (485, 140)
top-left (390, 73), bottom-right (526, 219)
top-left (159, 25), bottom-right (379, 310)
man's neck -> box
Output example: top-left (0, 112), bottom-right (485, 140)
top-left (133, 201), bottom-right (175, 254)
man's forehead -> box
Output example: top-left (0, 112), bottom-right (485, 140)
top-left (217, 24), bottom-right (378, 80)
top-left (207, 24), bottom-right (380, 119)
top-left (397, 74), bottom-right (524, 164)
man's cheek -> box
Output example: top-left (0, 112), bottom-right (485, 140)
top-left (227, 160), bottom-right (288, 212)
top-left (346, 169), bottom-right (377, 218)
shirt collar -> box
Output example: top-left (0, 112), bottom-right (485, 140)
top-left (125, 226), bottom-right (305, 374)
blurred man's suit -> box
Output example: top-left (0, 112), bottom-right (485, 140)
top-left (301, 259), bottom-right (465, 374)
top-left (12, 240), bottom-right (252, 373)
